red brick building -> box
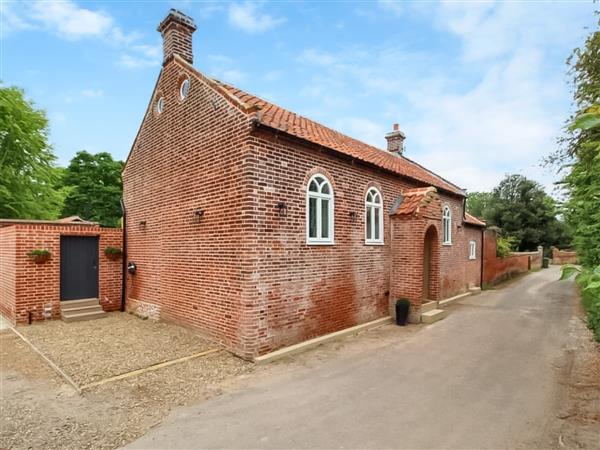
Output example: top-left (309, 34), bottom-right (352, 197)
top-left (0, 218), bottom-right (122, 325)
top-left (122, 10), bottom-right (485, 358)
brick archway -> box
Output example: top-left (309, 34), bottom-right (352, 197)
top-left (389, 187), bottom-right (442, 323)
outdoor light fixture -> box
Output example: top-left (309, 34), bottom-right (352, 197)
top-left (276, 202), bottom-right (288, 217)
top-left (349, 211), bottom-right (358, 222)
top-left (138, 220), bottom-right (147, 230)
top-left (194, 208), bottom-right (204, 222)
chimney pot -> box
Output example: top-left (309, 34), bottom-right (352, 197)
top-left (385, 124), bottom-right (406, 156)
top-left (157, 9), bottom-right (197, 65)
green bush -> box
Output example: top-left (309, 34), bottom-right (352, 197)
top-left (496, 235), bottom-right (517, 258)
top-left (561, 265), bottom-right (600, 342)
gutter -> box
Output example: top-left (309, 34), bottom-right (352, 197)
top-left (120, 198), bottom-right (127, 312)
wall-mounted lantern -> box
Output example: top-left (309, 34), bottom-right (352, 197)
top-left (276, 202), bottom-right (288, 217)
top-left (349, 211), bottom-right (358, 222)
top-left (139, 220), bottom-right (147, 230)
top-left (194, 208), bottom-right (205, 223)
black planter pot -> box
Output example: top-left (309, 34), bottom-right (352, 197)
top-left (395, 299), bottom-right (411, 326)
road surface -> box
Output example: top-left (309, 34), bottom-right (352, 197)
top-left (128, 267), bottom-right (574, 449)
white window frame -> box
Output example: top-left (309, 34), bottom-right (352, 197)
top-left (469, 240), bottom-right (476, 259)
top-left (179, 78), bottom-right (190, 100)
top-left (365, 187), bottom-right (384, 245)
top-left (442, 205), bottom-right (452, 245)
top-left (306, 174), bottom-right (334, 245)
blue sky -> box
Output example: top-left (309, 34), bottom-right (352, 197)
top-left (1, 1), bottom-right (597, 193)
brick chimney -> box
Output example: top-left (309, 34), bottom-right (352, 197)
top-left (157, 9), bottom-right (197, 65)
top-left (385, 123), bottom-right (406, 156)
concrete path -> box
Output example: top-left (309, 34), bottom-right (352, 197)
top-left (128, 267), bottom-right (574, 449)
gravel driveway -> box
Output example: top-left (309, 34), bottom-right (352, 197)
top-left (16, 312), bottom-right (216, 385)
top-left (0, 314), bottom-right (253, 449)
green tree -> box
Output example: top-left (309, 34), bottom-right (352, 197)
top-left (61, 151), bottom-right (123, 227)
top-left (465, 191), bottom-right (493, 220)
top-left (0, 86), bottom-right (64, 219)
top-left (558, 13), bottom-right (600, 267)
top-left (474, 174), bottom-right (570, 251)
top-left (563, 110), bottom-right (600, 266)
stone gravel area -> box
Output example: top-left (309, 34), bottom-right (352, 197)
top-left (16, 312), bottom-right (215, 385)
top-left (1, 325), bottom-right (253, 450)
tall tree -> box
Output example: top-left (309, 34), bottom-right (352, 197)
top-left (559, 14), bottom-right (600, 267)
top-left (465, 191), bottom-right (493, 221)
top-left (61, 151), bottom-right (123, 227)
top-left (468, 174), bottom-right (571, 252)
top-left (0, 86), bottom-right (64, 219)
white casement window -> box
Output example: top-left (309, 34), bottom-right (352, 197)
top-left (469, 240), bottom-right (476, 259)
top-left (306, 174), bottom-right (334, 244)
top-left (442, 205), bottom-right (452, 245)
top-left (365, 187), bottom-right (383, 244)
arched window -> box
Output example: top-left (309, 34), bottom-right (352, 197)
top-left (442, 205), bottom-right (452, 244)
top-left (179, 78), bottom-right (190, 100)
top-left (306, 174), bottom-right (334, 244)
top-left (365, 187), bottom-right (383, 244)
top-left (469, 240), bottom-right (476, 259)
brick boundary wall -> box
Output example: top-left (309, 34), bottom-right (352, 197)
top-left (551, 247), bottom-right (578, 265)
top-left (482, 228), bottom-right (543, 286)
top-left (0, 223), bottom-right (122, 325)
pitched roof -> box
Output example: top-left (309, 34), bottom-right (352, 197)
top-left (390, 187), bottom-right (439, 216)
top-left (212, 80), bottom-right (464, 196)
top-left (464, 212), bottom-right (486, 227)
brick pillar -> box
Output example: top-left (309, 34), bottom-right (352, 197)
top-left (389, 216), bottom-right (425, 323)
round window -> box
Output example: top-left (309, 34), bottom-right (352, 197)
top-left (179, 78), bottom-right (190, 100)
top-left (156, 96), bottom-right (164, 114)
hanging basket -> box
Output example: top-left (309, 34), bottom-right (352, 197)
top-left (28, 250), bottom-right (51, 264)
top-left (104, 247), bottom-right (123, 261)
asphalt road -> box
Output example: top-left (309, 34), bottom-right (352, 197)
top-left (128, 267), bottom-right (574, 449)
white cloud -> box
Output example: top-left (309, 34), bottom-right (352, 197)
top-left (4, 0), bottom-right (160, 69)
top-left (228, 1), bottom-right (285, 33)
top-left (81, 89), bottom-right (104, 98)
top-left (28, 0), bottom-right (114, 40)
top-left (333, 117), bottom-right (387, 148)
top-left (206, 54), bottom-right (247, 83)
top-left (293, 1), bottom-right (594, 193)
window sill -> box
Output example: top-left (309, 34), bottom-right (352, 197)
top-left (307, 240), bottom-right (335, 246)
top-left (469, 257), bottom-right (476, 260)
top-left (442, 242), bottom-right (452, 246)
top-left (365, 241), bottom-right (385, 246)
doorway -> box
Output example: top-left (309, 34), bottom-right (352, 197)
top-left (423, 226), bottom-right (437, 301)
top-left (60, 236), bottom-right (99, 300)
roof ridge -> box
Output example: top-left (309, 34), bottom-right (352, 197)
top-left (171, 56), bottom-right (465, 196)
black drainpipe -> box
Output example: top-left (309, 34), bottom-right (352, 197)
top-left (120, 198), bottom-right (127, 312)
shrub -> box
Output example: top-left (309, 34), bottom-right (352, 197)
top-left (27, 249), bottom-right (50, 257)
top-left (496, 235), bottom-right (517, 258)
top-left (561, 265), bottom-right (600, 342)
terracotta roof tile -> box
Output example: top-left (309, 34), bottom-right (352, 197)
top-left (464, 212), bottom-right (486, 227)
top-left (213, 80), bottom-right (465, 196)
top-left (392, 187), bottom-right (438, 216)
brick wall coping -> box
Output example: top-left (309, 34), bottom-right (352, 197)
top-left (0, 218), bottom-right (98, 227)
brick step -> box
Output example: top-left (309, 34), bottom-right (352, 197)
top-left (62, 310), bottom-right (107, 323)
top-left (60, 298), bottom-right (99, 308)
top-left (421, 300), bottom-right (438, 313)
top-left (61, 304), bottom-right (103, 314)
top-left (421, 309), bottom-right (448, 324)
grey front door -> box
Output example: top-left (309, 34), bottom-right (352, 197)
top-left (60, 236), bottom-right (99, 300)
